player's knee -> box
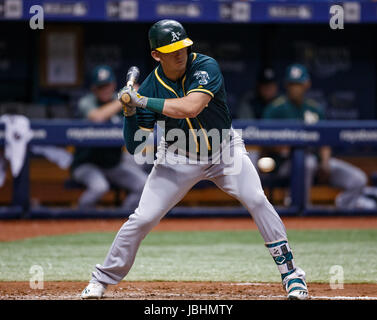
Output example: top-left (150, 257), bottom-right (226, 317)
top-left (131, 178), bottom-right (147, 193)
top-left (347, 171), bottom-right (368, 190)
top-left (305, 155), bottom-right (318, 172)
top-left (90, 180), bottom-right (110, 195)
top-left (254, 192), bottom-right (268, 208)
top-left (129, 210), bottom-right (159, 230)
top-left (243, 192), bottom-right (267, 210)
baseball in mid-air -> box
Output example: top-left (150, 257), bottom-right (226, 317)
top-left (257, 157), bottom-right (276, 173)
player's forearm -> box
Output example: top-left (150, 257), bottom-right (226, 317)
top-left (120, 88), bottom-right (210, 118)
top-left (123, 115), bottom-right (150, 155)
top-left (161, 96), bottom-right (205, 119)
top-left (145, 93), bottom-right (210, 119)
top-left (319, 146), bottom-right (332, 166)
top-left (88, 100), bottom-right (122, 122)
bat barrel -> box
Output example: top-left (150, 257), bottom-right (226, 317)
top-left (126, 66), bottom-right (140, 87)
top-left (121, 66), bottom-right (140, 105)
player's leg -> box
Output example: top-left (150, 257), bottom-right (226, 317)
top-left (104, 153), bottom-right (148, 211)
top-left (329, 158), bottom-right (374, 209)
top-left (207, 141), bottom-right (308, 299)
top-left (208, 144), bottom-right (287, 242)
top-left (72, 164), bottom-right (109, 208)
top-left (89, 161), bottom-right (203, 287)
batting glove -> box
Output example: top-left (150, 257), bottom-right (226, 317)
top-left (118, 86), bottom-right (148, 109)
top-left (117, 86), bottom-right (135, 116)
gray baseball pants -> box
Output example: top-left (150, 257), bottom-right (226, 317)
top-left (91, 130), bottom-right (288, 285)
top-left (72, 153), bottom-right (148, 211)
top-left (278, 154), bottom-right (368, 208)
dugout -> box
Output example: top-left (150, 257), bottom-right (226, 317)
top-left (0, 0), bottom-right (377, 217)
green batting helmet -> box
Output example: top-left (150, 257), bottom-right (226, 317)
top-left (148, 19), bottom-right (193, 53)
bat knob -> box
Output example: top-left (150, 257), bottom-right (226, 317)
top-left (121, 93), bottom-right (131, 104)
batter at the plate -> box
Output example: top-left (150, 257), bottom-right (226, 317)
top-left (81, 19), bottom-right (309, 300)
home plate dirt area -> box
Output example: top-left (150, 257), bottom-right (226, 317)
top-left (1, 281), bottom-right (377, 300)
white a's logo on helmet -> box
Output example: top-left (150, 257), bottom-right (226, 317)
top-left (98, 69), bottom-right (110, 81)
top-left (290, 67), bottom-right (302, 79)
top-left (171, 31), bottom-right (181, 42)
top-left (194, 71), bottom-right (210, 85)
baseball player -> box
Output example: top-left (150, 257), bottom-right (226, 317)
top-left (262, 64), bottom-right (376, 210)
top-left (71, 65), bottom-right (148, 211)
top-left (237, 67), bottom-right (279, 120)
top-left (81, 20), bottom-right (309, 300)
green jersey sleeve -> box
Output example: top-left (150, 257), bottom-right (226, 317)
top-left (123, 74), bottom-right (157, 154)
top-left (306, 99), bottom-right (326, 120)
top-left (136, 76), bottom-right (158, 131)
top-left (186, 56), bottom-right (223, 98)
top-left (135, 108), bottom-right (156, 131)
top-left (262, 104), bottom-right (280, 119)
top-left (77, 94), bottom-right (97, 118)
top-left (262, 96), bottom-right (287, 119)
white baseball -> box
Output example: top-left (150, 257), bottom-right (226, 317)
top-left (257, 157), bottom-right (276, 173)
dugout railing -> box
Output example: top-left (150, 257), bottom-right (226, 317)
top-left (0, 119), bottom-right (377, 219)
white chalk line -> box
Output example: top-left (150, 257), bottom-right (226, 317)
top-left (256, 295), bottom-right (377, 300)
top-left (230, 283), bottom-right (377, 300)
top-left (310, 295), bottom-right (377, 300)
top-left (231, 283), bottom-right (270, 286)
top-left (2, 294), bottom-right (377, 300)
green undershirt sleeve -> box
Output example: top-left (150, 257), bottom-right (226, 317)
top-left (123, 115), bottom-right (150, 155)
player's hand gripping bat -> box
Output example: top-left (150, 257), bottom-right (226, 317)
top-left (120, 66), bottom-right (140, 104)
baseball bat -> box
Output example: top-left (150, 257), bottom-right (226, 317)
top-left (121, 66), bottom-right (140, 104)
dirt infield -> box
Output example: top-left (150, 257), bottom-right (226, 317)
top-left (1, 281), bottom-right (377, 300)
top-left (1, 217), bottom-right (377, 300)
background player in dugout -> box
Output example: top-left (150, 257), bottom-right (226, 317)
top-left (262, 64), bottom-right (377, 210)
top-left (70, 65), bottom-right (148, 211)
top-left (236, 67), bottom-right (280, 167)
top-left (81, 19), bottom-right (309, 300)
top-left (237, 67), bottom-right (280, 120)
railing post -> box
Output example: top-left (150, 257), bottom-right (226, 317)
top-left (290, 147), bottom-right (305, 214)
top-left (12, 148), bottom-right (30, 217)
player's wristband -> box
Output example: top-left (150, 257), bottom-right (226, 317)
top-left (146, 98), bottom-right (165, 114)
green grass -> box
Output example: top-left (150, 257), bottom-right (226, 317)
top-left (0, 229), bottom-right (376, 283)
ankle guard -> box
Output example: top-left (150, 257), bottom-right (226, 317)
top-left (265, 239), bottom-right (296, 279)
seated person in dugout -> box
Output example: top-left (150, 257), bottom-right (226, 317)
top-left (237, 66), bottom-right (280, 120)
top-left (261, 63), bottom-right (377, 210)
top-left (236, 67), bottom-right (280, 167)
top-left (70, 65), bottom-right (148, 210)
